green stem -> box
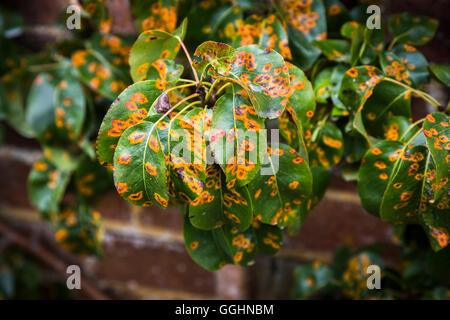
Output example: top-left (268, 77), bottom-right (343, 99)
top-left (204, 79), bottom-right (221, 104)
top-left (216, 82), bottom-right (232, 96)
top-left (164, 82), bottom-right (196, 95)
top-left (399, 118), bottom-right (425, 141)
top-left (387, 38), bottom-right (397, 51)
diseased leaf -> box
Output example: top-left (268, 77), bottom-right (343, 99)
top-left (183, 217), bottom-right (230, 271)
top-left (280, 0), bottom-right (326, 70)
top-left (96, 80), bottom-right (163, 166)
top-left (248, 143), bottom-right (312, 227)
top-left (388, 13), bottom-right (438, 46)
top-left (429, 65), bottom-right (450, 86)
top-left (293, 262), bottom-right (332, 299)
top-left (253, 220), bottom-right (283, 255)
top-left (312, 39), bottom-right (350, 63)
top-left (28, 157), bottom-right (70, 221)
top-left (140, 59), bottom-right (184, 90)
top-left (129, 19), bottom-right (187, 82)
top-left (308, 122), bottom-right (344, 168)
top-left (210, 88), bottom-right (265, 186)
top-left (423, 112), bottom-right (449, 201)
top-left (213, 224), bottom-right (256, 266)
top-left (260, 14), bottom-right (292, 59)
top-left (54, 205), bottom-right (103, 256)
top-left (74, 156), bottom-right (112, 205)
top-left (380, 43), bottom-right (429, 88)
top-left (192, 41), bottom-right (236, 75)
top-left (113, 119), bottom-right (169, 208)
top-left (209, 45), bottom-right (290, 119)
top-left (131, 0), bottom-right (178, 33)
top-left (358, 140), bottom-right (404, 217)
top-left (323, 0), bottom-right (351, 37)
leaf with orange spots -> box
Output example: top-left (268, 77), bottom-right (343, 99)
top-left (72, 49), bottom-right (130, 100)
top-left (423, 112), bottom-right (449, 201)
top-left (187, 164), bottom-right (253, 231)
top-left (129, 18), bottom-right (187, 82)
top-left (54, 204), bottom-right (103, 256)
top-left (388, 13), bottom-right (438, 46)
top-left (166, 107), bottom-right (210, 203)
top-left (210, 87), bottom-right (266, 186)
top-left (340, 21), bottom-right (364, 65)
top-left (131, 0), bottom-right (178, 33)
top-left (253, 220), bottom-right (283, 255)
top-left (79, 0), bottom-right (111, 33)
top-left (210, 45), bottom-right (290, 118)
top-left (380, 43), bottom-right (429, 88)
top-left (429, 65), bottom-right (450, 87)
top-left (361, 80), bottom-right (411, 138)
top-left (96, 80), bottom-right (163, 166)
top-left (113, 118), bottom-right (169, 208)
top-left (28, 157), bottom-right (70, 221)
top-left (358, 140), bottom-right (404, 217)
top-left (26, 71), bottom-right (86, 148)
top-left (260, 14), bottom-right (292, 60)
top-left (248, 143), bottom-right (312, 228)
top-left (280, 0), bottom-right (327, 70)
top-left (74, 156), bottom-right (112, 205)
top-left (145, 59), bottom-right (184, 90)
top-left (183, 217), bottom-right (230, 271)
top-left (308, 122), bottom-right (344, 168)
top-left (293, 261), bottom-right (332, 299)
top-left (192, 41), bottom-right (236, 75)
top-left (213, 224), bottom-right (256, 266)
top-left (232, 14), bottom-right (262, 47)
top-left (323, 0), bottom-right (350, 37)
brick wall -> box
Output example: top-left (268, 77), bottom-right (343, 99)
top-left (0, 0), bottom-right (448, 300)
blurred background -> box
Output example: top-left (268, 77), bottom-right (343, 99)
top-left (0, 0), bottom-right (449, 300)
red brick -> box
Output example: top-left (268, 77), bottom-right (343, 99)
top-left (139, 206), bottom-right (183, 232)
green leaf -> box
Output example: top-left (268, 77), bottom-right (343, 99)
top-left (192, 41), bottom-right (236, 75)
top-left (253, 220), bottom-right (283, 255)
top-left (131, 0), bottom-right (178, 33)
top-left (26, 71), bottom-right (86, 146)
top-left (167, 108), bottom-right (208, 202)
top-left (323, 0), bottom-right (351, 37)
top-left (96, 80), bottom-right (163, 166)
top-left (248, 143), bottom-right (312, 227)
top-left (339, 65), bottom-right (383, 113)
top-left (113, 119), bottom-right (169, 208)
top-left (423, 112), bottom-right (449, 201)
top-left (308, 122), bottom-right (344, 168)
top-left (213, 224), bottom-right (256, 266)
top-left (380, 43), bottom-right (429, 88)
top-left (388, 13), bottom-right (438, 46)
top-left (358, 140), bottom-right (404, 217)
top-left (183, 217), bottom-right (230, 271)
top-left (129, 18), bottom-right (187, 82)
top-left (293, 262), bottom-right (332, 299)
top-left (429, 65), bottom-right (450, 86)
top-left (361, 80), bottom-right (411, 138)
top-left (74, 156), bottom-right (112, 205)
top-left (28, 157), bottom-right (70, 221)
top-left (312, 39), bottom-right (350, 63)
top-left (0, 72), bottom-right (34, 137)
top-left (54, 205), bottom-right (103, 256)
top-left (341, 21), bottom-right (364, 65)
top-left (313, 67), bottom-right (333, 103)
top-left (189, 165), bottom-right (253, 231)
top-left (80, 0), bottom-right (111, 33)
top-left (210, 88), bottom-right (265, 186)
top-left (71, 50), bottom-right (129, 100)
top-left (209, 45), bottom-right (290, 119)
top-left (260, 14), bottom-right (292, 60)
top-left (281, 0), bottom-right (326, 69)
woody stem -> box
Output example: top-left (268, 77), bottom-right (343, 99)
top-left (176, 36), bottom-right (200, 84)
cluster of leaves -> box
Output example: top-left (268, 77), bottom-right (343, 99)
top-left (0, 3), bottom-right (125, 256)
top-left (0, 247), bottom-right (71, 299)
top-left (292, 225), bottom-right (450, 300)
top-left (1, 0), bottom-right (449, 273)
